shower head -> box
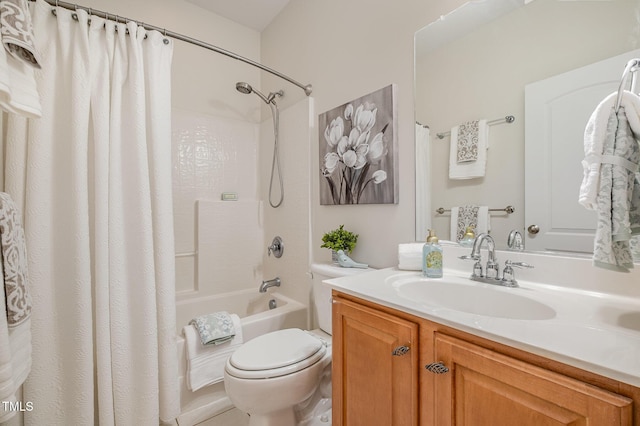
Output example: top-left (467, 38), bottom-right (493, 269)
top-left (236, 82), bottom-right (253, 95)
top-left (235, 81), bottom-right (283, 105)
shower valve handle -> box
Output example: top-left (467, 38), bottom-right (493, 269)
top-left (267, 236), bottom-right (284, 258)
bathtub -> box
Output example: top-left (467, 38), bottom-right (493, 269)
top-left (175, 289), bottom-right (308, 426)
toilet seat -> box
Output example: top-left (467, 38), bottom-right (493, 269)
top-left (226, 328), bottom-right (327, 379)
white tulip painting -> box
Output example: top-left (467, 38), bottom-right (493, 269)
top-left (319, 84), bottom-right (398, 205)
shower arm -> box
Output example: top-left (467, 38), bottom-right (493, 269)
top-left (34, 0), bottom-right (314, 97)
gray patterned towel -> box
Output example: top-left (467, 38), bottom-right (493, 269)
top-left (456, 120), bottom-right (480, 163)
top-left (450, 205), bottom-right (490, 242)
top-left (0, 0), bottom-right (41, 68)
top-left (0, 192), bottom-right (31, 327)
top-left (593, 107), bottom-right (640, 272)
top-left (189, 311), bottom-right (237, 346)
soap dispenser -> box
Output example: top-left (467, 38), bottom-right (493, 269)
top-left (459, 226), bottom-right (476, 247)
top-left (422, 229), bottom-right (443, 278)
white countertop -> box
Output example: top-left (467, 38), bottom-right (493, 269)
top-left (324, 266), bottom-right (640, 387)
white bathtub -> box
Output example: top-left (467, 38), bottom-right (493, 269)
top-left (175, 289), bottom-right (308, 426)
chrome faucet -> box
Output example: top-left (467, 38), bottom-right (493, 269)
top-left (460, 233), bottom-right (534, 287)
top-left (259, 277), bottom-right (281, 293)
top-left (468, 233), bottom-right (499, 279)
top-left (507, 229), bottom-right (524, 251)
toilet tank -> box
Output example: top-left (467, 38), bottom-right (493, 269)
top-left (310, 263), bottom-right (374, 335)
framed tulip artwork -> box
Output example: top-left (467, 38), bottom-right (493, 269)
top-left (319, 84), bottom-right (398, 205)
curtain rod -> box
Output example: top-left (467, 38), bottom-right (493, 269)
top-left (31, 0), bottom-right (313, 96)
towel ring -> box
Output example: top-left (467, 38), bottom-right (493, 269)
top-left (614, 58), bottom-right (640, 113)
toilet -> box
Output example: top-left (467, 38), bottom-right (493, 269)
top-left (224, 263), bottom-right (371, 426)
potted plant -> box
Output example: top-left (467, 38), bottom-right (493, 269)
top-left (321, 225), bottom-right (358, 263)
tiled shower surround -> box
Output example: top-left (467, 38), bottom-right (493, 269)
top-left (171, 108), bottom-right (259, 295)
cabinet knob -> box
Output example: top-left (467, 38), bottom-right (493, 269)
top-left (425, 362), bottom-right (449, 374)
top-left (527, 224), bottom-right (540, 235)
top-left (392, 345), bottom-right (410, 356)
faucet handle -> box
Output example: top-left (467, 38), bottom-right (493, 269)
top-left (267, 236), bottom-right (284, 258)
top-left (458, 254), bottom-right (480, 261)
top-left (501, 260), bottom-right (533, 287)
top-left (505, 260), bottom-right (534, 269)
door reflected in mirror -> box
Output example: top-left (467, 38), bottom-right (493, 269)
top-left (414, 0), bottom-right (640, 254)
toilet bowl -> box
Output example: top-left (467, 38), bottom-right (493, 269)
top-left (224, 263), bottom-right (372, 426)
top-left (224, 328), bottom-right (331, 426)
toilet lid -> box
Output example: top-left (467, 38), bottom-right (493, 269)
top-left (229, 328), bottom-right (325, 372)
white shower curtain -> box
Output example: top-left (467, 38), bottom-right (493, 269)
top-left (4, 0), bottom-right (179, 424)
top-left (415, 123), bottom-right (431, 241)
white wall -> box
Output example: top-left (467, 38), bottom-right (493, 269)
top-left (261, 0), bottom-right (468, 268)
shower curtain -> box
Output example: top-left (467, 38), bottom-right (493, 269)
top-left (4, 0), bottom-right (179, 424)
top-left (415, 123), bottom-right (431, 241)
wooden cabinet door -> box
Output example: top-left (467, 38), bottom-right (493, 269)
top-left (433, 333), bottom-right (633, 425)
top-left (332, 296), bottom-right (419, 426)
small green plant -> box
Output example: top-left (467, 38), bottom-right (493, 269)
top-left (321, 225), bottom-right (358, 253)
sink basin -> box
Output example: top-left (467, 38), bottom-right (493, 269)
top-left (393, 278), bottom-right (556, 320)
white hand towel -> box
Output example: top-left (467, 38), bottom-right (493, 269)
top-left (449, 119), bottom-right (489, 179)
top-left (450, 206), bottom-right (490, 242)
top-left (398, 242), bottom-right (424, 271)
top-left (0, 37), bottom-right (40, 118)
top-left (183, 313), bottom-right (243, 392)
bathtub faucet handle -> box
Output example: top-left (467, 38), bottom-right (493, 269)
top-left (259, 277), bottom-right (281, 293)
top-left (267, 236), bottom-right (284, 258)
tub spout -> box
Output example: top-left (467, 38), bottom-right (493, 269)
top-left (259, 277), bottom-right (281, 293)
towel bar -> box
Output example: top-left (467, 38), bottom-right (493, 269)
top-left (436, 205), bottom-right (515, 215)
top-left (436, 115), bottom-right (515, 139)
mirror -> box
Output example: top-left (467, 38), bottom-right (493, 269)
top-left (415, 0), bottom-right (640, 253)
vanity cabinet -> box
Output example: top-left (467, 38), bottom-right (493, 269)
top-left (332, 291), bottom-right (639, 426)
top-left (434, 333), bottom-right (632, 425)
top-left (332, 295), bottom-right (419, 426)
